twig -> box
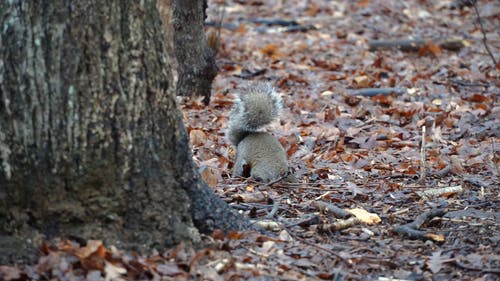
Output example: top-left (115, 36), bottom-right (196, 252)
top-left (449, 78), bottom-right (489, 88)
top-left (347, 88), bottom-right (407, 97)
top-left (249, 18), bottom-right (299, 26)
top-left (454, 260), bottom-right (500, 274)
top-left (317, 217), bottom-right (361, 232)
top-left (407, 208), bottom-right (446, 229)
top-left (416, 185), bottom-right (463, 199)
top-left (291, 215), bottom-right (321, 227)
top-left (368, 38), bottom-right (466, 52)
top-left (492, 138), bottom-right (499, 176)
top-left (311, 201), bottom-right (352, 219)
top-left (214, 3), bottom-right (225, 56)
top-left (420, 126), bottom-right (427, 184)
top-left (472, 1), bottom-right (497, 67)
top-left (392, 208), bottom-right (447, 241)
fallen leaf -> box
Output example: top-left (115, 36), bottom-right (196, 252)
top-left (353, 75), bottom-right (371, 88)
top-left (347, 208), bottom-right (381, 224)
top-left (427, 251), bottom-right (443, 274)
top-left (0, 266), bottom-right (22, 281)
top-left (200, 165), bottom-right (219, 187)
top-left (190, 129), bottom-right (207, 146)
top-left (104, 261), bottom-right (126, 281)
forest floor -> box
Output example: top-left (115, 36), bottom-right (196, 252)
top-left (184, 1), bottom-right (499, 279)
top-left (2, 0), bottom-right (498, 280)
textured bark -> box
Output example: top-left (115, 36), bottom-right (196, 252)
top-left (0, 0), bottom-right (244, 263)
top-left (173, 0), bottom-right (217, 104)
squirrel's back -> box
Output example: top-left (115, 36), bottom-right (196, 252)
top-left (227, 82), bottom-right (295, 182)
top-left (227, 82), bottom-right (282, 146)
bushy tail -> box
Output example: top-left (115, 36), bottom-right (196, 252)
top-left (227, 82), bottom-right (282, 145)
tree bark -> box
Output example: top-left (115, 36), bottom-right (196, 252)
top-left (0, 0), bottom-right (244, 264)
top-left (173, 0), bottom-right (217, 104)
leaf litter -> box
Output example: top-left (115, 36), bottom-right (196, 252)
top-left (2, 0), bottom-right (499, 280)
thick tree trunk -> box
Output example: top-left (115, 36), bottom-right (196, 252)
top-left (0, 0), bottom-right (244, 263)
top-left (173, 0), bottom-right (217, 104)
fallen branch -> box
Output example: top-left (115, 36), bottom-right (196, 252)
top-left (285, 214), bottom-right (321, 228)
top-left (368, 38), bottom-right (466, 52)
top-left (206, 19), bottom-right (316, 33)
top-left (416, 185), bottom-right (463, 199)
top-left (232, 192), bottom-right (266, 203)
top-left (454, 259), bottom-right (500, 274)
top-left (449, 78), bottom-right (489, 88)
top-left (347, 87), bottom-right (407, 97)
top-left (317, 217), bottom-right (361, 233)
top-left (392, 208), bottom-right (447, 241)
top-left (249, 18), bottom-right (299, 26)
top-left (311, 201), bottom-right (352, 219)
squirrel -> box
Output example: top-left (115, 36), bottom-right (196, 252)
top-left (227, 82), bottom-right (296, 183)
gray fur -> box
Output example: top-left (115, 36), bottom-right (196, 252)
top-left (227, 82), bottom-right (282, 146)
top-left (226, 82), bottom-right (295, 183)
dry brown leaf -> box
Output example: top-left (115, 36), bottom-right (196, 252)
top-left (353, 75), bottom-right (371, 88)
top-left (260, 44), bottom-right (284, 59)
top-left (426, 40), bottom-right (442, 56)
top-left (74, 240), bottom-right (104, 260)
top-left (357, 0), bottom-right (370, 8)
top-left (425, 233), bottom-right (446, 242)
top-left (71, 240), bottom-right (108, 271)
top-left (232, 192), bottom-right (266, 203)
top-left (200, 166), bottom-right (219, 187)
top-left (190, 129), bottom-right (207, 147)
top-left (236, 23), bottom-right (247, 34)
top-left (104, 261), bottom-right (127, 281)
top-left (347, 208), bottom-right (381, 224)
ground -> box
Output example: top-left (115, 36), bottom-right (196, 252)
top-left (1, 0), bottom-right (498, 280)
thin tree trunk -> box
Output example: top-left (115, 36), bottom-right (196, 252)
top-left (173, 0), bottom-right (217, 104)
top-left (0, 0), bottom-right (244, 263)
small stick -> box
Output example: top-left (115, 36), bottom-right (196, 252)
top-left (420, 126), bottom-right (426, 184)
top-left (285, 214), bottom-right (321, 228)
top-left (317, 217), bottom-right (361, 232)
top-left (472, 1), bottom-right (497, 67)
top-left (392, 208), bottom-right (446, 241)
top-left (407, 208), bottom-right (446, 229)
top-left (311, 201), bottom-right (352, 219)
top-left (454, 260), bottom-right (500, 274)
top-left (368, 38), bottom-right (466, 52)
top-left (347, 88), bottom-right (407, 97)
top-left (492, 138), bottom-right (499, 176)
top-left (416, 185), bottom-right (463, 199)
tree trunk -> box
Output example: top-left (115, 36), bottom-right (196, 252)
top-left (0, 0), bottom-right (244, 264)
top-left (173, 0), bottom-right (217, 104)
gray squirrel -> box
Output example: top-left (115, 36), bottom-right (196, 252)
top-left (227, 82), bottom-right (296, 183)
